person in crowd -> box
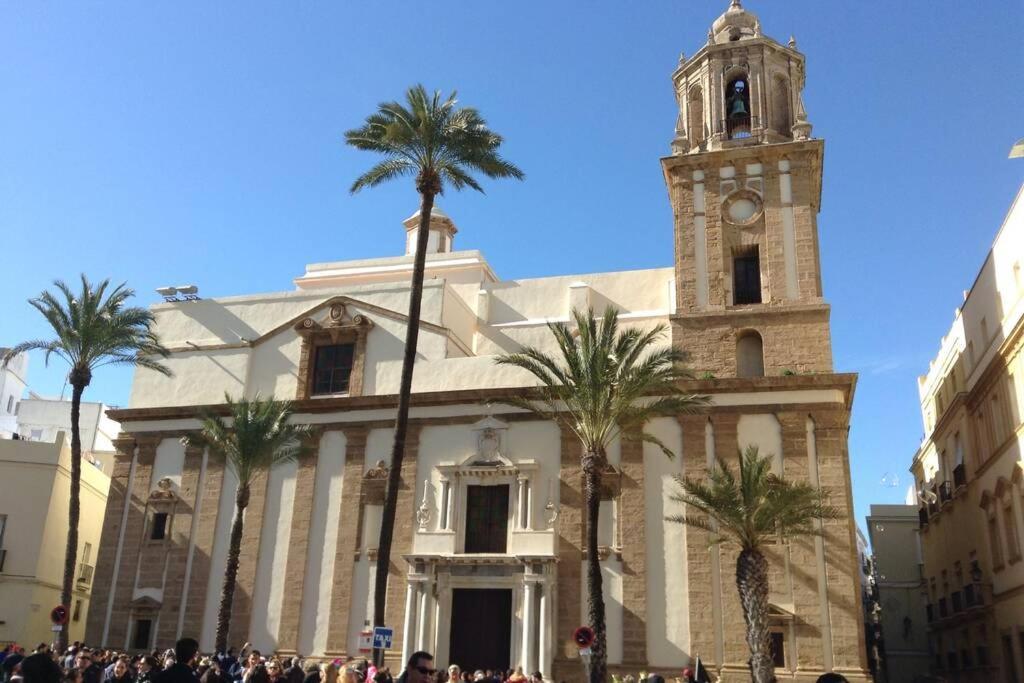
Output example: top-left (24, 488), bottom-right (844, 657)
top-left (19, 653), bottom-right (61, 683)
top-left (371, 668), bottom-right (391, 683)
top-left (155, 639), bottom-right (199, 683)
top-left (213, 653), bottom-right (235, 681)
top-left (236, 651), bottom-right (262, 683)
top-left (282, 658), bottom-right (302, 683)
top-left (108, 659), bottom-right (132, 683)
top-left (136, 657), bottom-right (159, 683)
top-left (74, 651), bottom-right (99, 683)
top-left (444, 667), bottom-right (459, 683)
top-left (246, 667), bottom-right (268, 683)
top-left (3, 649), bottom-right (25, 683)
top-left (397, 653), bottom-right (434, 683)
top-left (508, 669), bottom-right (525, 683)
top-left (318, 664), bottom-right (336, 683)
top-left (263, 662), bottom-right (283, 683)
top-left (61, 668), bottom-right (81, 683)
top-left (301, 663), bottom-right (319, 683)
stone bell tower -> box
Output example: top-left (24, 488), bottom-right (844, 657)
top-left (665, 0), bottom-right (831, 378)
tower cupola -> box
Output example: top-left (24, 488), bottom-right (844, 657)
top-left (403, 206), bottom-right (458, 255)
top-left (671, 0), bottom-right (812, 155)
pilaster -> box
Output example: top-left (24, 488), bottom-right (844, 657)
top-left (552, 427), bottom-right (583, 683)
top-left (85, 434), bottom-right (136, 645)
top-left (228, 468), bottom-right (271, 648)
top-left (619, 430), bottom-right (647, 664)
top-left (325, 426), bottom-right (366, 655)
top-left (181, 448), bottom-right (225, 641)
top-left (276, 428), bottom-right (324, 654)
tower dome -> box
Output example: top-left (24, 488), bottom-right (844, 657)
top-left (710, 0), bottom-right (761, 45)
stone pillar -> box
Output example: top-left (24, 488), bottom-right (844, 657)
top-left (401, 581), bottom-right (418, 668)
top-left (417, 578), bottom-right (430, 652)
top-left (325, 427), bottom-right (365, 655)
top-left (678, 416), bottom-right (717, 670)
top-left (383, 425), bottom-right (424, 671)
top-left (181, 448), bottom-right (226, 642)
top-left (106, 434), bottom-right (160, 649)
top-left (86, 434), bottom-right (136, 645)
top-left (155, 440), bottom-right (205, 647)
top-left (522, 579), bottom-right (536, 671)
top-left (228, 468), bottom-right (271, 648)
top-left (551, 428), bottom-right (583, 683)
top-left (813, 408), bottom-right (869, 676)
top-left (709, 413), bottom-right (747, 674)
top-left (277, 428), bottom-right (323, 654)
top-left (618, 429), bottom-right (647, 664)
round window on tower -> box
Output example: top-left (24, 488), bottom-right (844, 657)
top-left (722, 189), bottom-right (763, 226)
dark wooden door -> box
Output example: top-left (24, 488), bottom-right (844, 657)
top-left (464, 485), bottom-right (509, 553)
top-left (733, 251), bottom-right (762, 304)
top-left (448, 589), bottom-right (512, 673)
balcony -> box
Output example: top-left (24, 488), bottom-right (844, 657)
top-left (939, 480), bottom-right (953, 503)
top-left (953, 463), bottom-right (966, 489)
top-left (721, 115), bottom-right (760, 140)
top-left (964, 582), bottom-right (986, 608)
top-left (951, 590), bottom-right (963, 613)
top-left (928, 483), bottom-right (939, 514)
top-left (77, 563), bottom-right (94, 585)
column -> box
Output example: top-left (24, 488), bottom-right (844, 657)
top-left (538, 581), bottom-right (549, 679)
top-left (417, 579), bottom-right (430, 652)
top-left (522, 580), bottom-right (536, 671)
top-left (401, 581), bottom-right (418, 667)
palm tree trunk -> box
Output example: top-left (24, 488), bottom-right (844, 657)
top-left (216, 484), bottom-right (250, 654)
top-left (57, 379), bottom-right (86, 653)
top-left (736, 547), bottom-right (774, 683)
top-left (372, 186), bottom-right (436, 666)
top-left (582, 451), bottom-right (608, 683)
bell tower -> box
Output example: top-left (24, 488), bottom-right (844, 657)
top-left (664, 0), bottom-right (830, 378)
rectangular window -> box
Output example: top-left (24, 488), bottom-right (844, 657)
top-left (151, 512), bottom-right (169, 540)
top-left (464, 485), bottom-right (510, 554)
top-left (132, 619), bottom-right (152, 650)
top-left (0, 514), bottom-right (6, 572)
top-left (733, 248), bottom-right (762, 305)
top-left (770, 631), bottom-right (786, 668)
top-left (312, 343), bottom-right (355, 395)
top-left (72, 599), bottom-right (82, 622)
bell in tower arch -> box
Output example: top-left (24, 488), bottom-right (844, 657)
top-left (728, 80), bottom-right (749, 117)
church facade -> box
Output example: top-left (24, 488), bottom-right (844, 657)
top-left (86, 3), bottom-right (871, 681)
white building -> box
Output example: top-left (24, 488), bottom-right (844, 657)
top-left (0, 350), bottom-right (28, 438)
top-left (16, 398), bottom-right (120, 474)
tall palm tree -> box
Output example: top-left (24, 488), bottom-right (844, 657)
top-left (345, 84), bottom-right (523, 659)
top-left (3, 276), bottom-right (170, 652)
top-left (496, 306), bottom-right (705, 683)
top-left (667, 446), bottom-right (841, 683)
top-left (184, 394), bottom-right (310, 653)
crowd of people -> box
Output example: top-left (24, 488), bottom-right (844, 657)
top-left (0, 642), bottom-right (551, 683)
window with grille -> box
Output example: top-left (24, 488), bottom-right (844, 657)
top-left (770, 631), bottom-right (786, 667)
top-left (151, 512), bottom-right (168, 540)
top-left (312, 343), bottom-right (355, 395)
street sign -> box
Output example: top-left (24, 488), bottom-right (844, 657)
top-left (50, 605), bottom-right (69, 626)
top-left (51, 625), bottom-right (63, 632)
top-left (372, 626), bottom-right (393, 649)
top-left (358, 632), bottom-right (373, 653)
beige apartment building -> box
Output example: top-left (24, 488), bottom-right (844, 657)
top-left (910, 182), bottom-right (1024, 682)
top-left (86, 3), bottom-right (870, 680)
top-left (0, 432), bottom-right (111, 646)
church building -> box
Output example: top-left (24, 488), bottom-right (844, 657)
top-left (87, 3), bottom-right (871, 680)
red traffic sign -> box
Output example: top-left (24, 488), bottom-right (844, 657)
top-left (572, 626), bottom-right (595, 649)
top-left (50, 605), bottom-right (69, 626)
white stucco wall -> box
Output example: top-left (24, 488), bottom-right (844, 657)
top-left (250, 458), bottom-right (298, 652)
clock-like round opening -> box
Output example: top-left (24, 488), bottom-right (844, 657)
top-left (728, 197), bottom-right (758, 223)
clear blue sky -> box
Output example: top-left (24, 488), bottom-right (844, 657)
top-left (2, 1), bottom-right (1022, 529)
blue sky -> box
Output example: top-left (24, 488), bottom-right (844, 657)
top-left (1, 1), bottom-right (1022, 529)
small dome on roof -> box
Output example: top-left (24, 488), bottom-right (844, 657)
top-left (711, 0), bottom-right (761, 45)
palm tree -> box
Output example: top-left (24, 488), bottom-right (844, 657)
top-left (184, 394), bottom-right (309, 653)
top-left (667, 445), bottom-right (841, 683)
top-left (495, 306), bottom-right (705, 683)
top-left (345, 84), bottom-right (523, 659)
top-left (2, 276), bottom-right (170, 652)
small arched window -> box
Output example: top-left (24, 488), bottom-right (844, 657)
top-left (771, 76), bottom-right (792, 137)
top-left (688, 85), bottom-right (705, 147)
top-left (737, 331), bottom-right (765, 378)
